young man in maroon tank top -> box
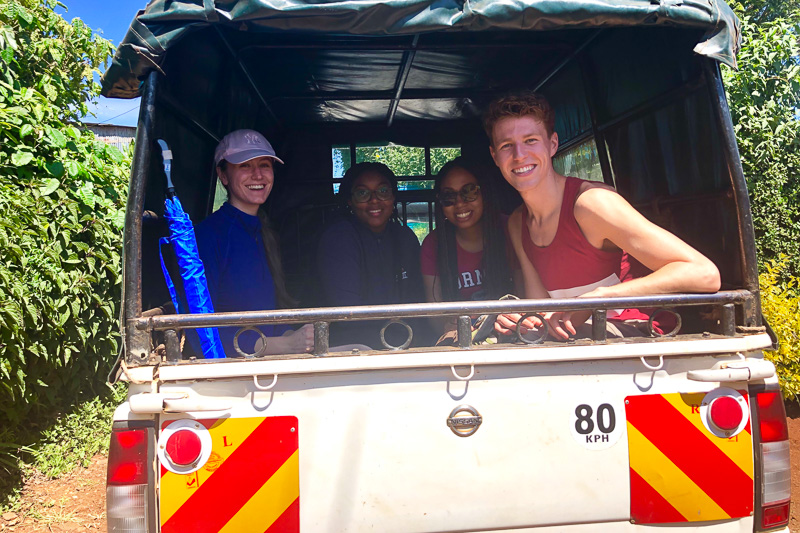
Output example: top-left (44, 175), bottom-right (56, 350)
top-left (486, 91), bottom-right (721, 340)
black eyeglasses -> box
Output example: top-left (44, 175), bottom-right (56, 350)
top-left (351, 185), bottom-right (394, 203)
top-left (438, 183), bottom-right (481, 207)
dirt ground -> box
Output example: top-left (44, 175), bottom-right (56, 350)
top-left (0, 455), bottom-right (106, 533)
top-left (2, 409), bottom-right (800, 532)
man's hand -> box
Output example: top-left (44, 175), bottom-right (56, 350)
top-left (544, 309), bottom-right (592, 340)
top-left (494, 313), bottom-right (541, 336)
top-left (546, 286), bottom-right (609, 339)
top-left (496, 309), bottom-right (594, 341)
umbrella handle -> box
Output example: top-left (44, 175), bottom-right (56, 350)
top-left (157, 139), bottom-right (176, 197)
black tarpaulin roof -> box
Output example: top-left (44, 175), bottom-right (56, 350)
top-left (102, 0), bottom-right (740, 101)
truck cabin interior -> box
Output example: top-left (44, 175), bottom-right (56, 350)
top-left (132, 24), bottom-right (750, 351)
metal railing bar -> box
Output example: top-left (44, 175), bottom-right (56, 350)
top-left (139, 291), bottom-right (751, 331)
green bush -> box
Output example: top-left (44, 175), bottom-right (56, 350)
top-left (760, 258), bottom-right (800, 400)
top-left (0, 0), bottom-right (130, 425)
top-left (32, 383), bottom-right (127, 479)
top-left (723, 2), bottom-right (800, 277)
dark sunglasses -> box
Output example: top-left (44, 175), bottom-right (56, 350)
top-left (438, 183), bottom-right (481, 207)
top-left (351, 185), bottom-right (394, 203)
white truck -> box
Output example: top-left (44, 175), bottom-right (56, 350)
top-left (101, 1), bottom-right (791, 532)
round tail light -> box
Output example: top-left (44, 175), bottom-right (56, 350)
top-left (709, 395), bottom-right (743, 431)
top-left (165, 429), bottom-right (202, 466)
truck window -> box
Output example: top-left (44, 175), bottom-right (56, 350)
top-left (553, 136), bottom-right (605, 184)
top-left (331, 142), bottom-right (461, 242)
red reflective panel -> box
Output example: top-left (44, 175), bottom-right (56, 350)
top-left (107, 428), bottom-right (148, 485)
top-left (757, 391), bottom-right (789, 442)
top-left (762, 500), bottom-right (790, 529)
top-left (709, 396), bottom-right (742, 431)
top-left (165, 430), bottom-right (202, 466)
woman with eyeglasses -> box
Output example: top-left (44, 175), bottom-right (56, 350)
top-left (421, 157), bottom-right (517, 337)
top-left (316, 162), bottom-right (424, 348)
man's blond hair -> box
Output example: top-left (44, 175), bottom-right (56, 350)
top-left (483, 91), bottom-right (556, 143)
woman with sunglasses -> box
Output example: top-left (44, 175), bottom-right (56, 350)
top-left (421, 157), bottom-right (517, 336)
top-left (317, 162), bottom-right (424, 348)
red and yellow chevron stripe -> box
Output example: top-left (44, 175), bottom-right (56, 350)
top-left (626, 393), bottom-right (753, 524)
top-left (160, 416), bottom-right (299, 533)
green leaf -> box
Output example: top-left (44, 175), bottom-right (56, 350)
top-left (66, 125), bottom-right (81, 140)
top-left (39, 178), bottom-right (60, 195)
top-left (20, 124), bottom-right (34, 138)
top-left (16, 5), bottom-right (34, 26)
top-left (77, 182), bottom-right (95, 207)
top-left (111, 209), bottom-right (125, 230)
top-left (46, 127), bottom-right (66, 148)
top-left (42, 83), bottom-right (57, 102)
top-left (65, 160), bottom-right (79, 177)
top-left (45, 161), bottom-right (64, 177)
top-left (11, 151), bottom-right (34, 166)
top-left (70, 298), bottom-right (81, 318)
top-left (0, 47), bottom-right (13, 64)
top-left (32, 103), bottom-right (45, 122)
top-left (105, 145), bottom-right (124, 164)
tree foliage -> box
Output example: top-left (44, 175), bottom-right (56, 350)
top-left (723, 2), bottom-right (800, 275)
top-left (354, 144), bottom-right (461, 181)
top-left (0, 0), bottom-right (130, 425)
top-left (738, 0), bottom-right (800, 24)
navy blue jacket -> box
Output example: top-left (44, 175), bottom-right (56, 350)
top-left (317, 215), bottom-right (425, 348)
top-left (194, 202), bottom-right (288, 357)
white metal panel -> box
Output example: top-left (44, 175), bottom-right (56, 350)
top-left (156, 354), bottom-right (753, 532)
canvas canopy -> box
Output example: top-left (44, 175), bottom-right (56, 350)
top-left (102, 0), bottom-right (740, 100)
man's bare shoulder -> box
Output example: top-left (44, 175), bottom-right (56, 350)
top-left (575, 179), bottom-right (616, 197)
top-left (574, 181), bottom-right (631, 220)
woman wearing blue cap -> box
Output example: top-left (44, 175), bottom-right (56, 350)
top-left (193, 129), bottom-right (314, 357)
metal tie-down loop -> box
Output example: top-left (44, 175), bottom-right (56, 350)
top-left (647, 308), bottom-right (681, 337)
top-left (233, 326), bottom-right (268, 358)
top-left (450, 365), bottom-right (475, 381)
top-left (253, 374), bottom-right (279, 391)
top-left (640, 355), bottom-right (665, 371)
top-left (516, 312), bottom-right (548, 344)
top-left (380, 319), bottom-right (414, 350)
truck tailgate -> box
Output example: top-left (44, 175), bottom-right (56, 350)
top-left (155, 355), bottom-right (755, 532)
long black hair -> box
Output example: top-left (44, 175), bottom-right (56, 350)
top-left (433, 157), bottom-right (513, 302)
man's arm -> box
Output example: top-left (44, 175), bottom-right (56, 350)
top-left (543, 185), bottom-right (720, 340)
top-left (573, 185), bottom-right (721, 297)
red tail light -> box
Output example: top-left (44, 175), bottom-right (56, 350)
top-left (108, 428), bottom-right (148, 485)
top-left (762, 501), bottom-right (790, 529)
top-left (757, 392), bottom-right (789, 442)
top-left (107, 426), bottom-right (150, 532)
top-left (755, 390), bottom-right (791, 532)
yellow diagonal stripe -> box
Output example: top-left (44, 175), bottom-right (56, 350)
top-left (218, 449), bottom-right (300, 533)
top-left (662, 393), bottom-right (753, 479)
top-left (628, 422), bottom-right (729, 521)
top-left (160, 417), bottom-right (266, 525)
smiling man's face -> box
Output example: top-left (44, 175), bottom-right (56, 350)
top-left (218, 156), bottom-right (275, 215)
top-left (490, 115), bottom-right (559, 193)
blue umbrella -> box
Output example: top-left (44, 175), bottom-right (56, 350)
top-left (157, 139), bottom-right (225, 359)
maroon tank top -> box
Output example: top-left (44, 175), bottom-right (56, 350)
top-left (520, 177), bottom-right (648, 322)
